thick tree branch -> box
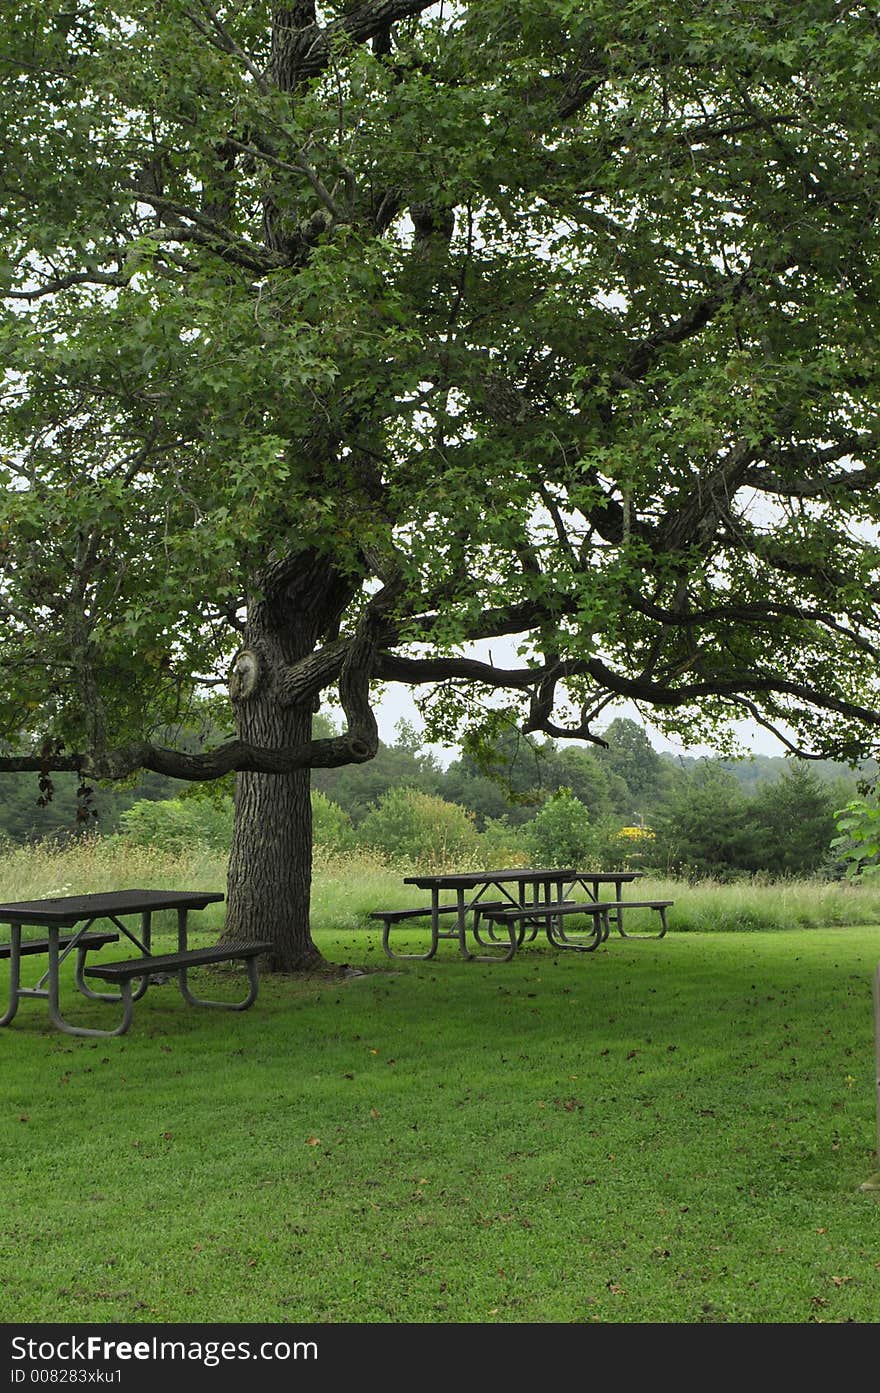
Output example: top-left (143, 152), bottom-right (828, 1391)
top-left (273, 2), bottom-right (440, 83)
top-left (0, 733), bottom-right (374, 781)
top-left (745, 433), bottom-right (880, 495)
top-left (5, 630), bottom-right (879, 782)
top-left (129, 192), bottom-right (279, 273)
top-left (376, 650), bottom-right (880, 732)
top-left (5, 269), bottom-right (132, 301)
top-left (657, 439), bottom-right (758, 552)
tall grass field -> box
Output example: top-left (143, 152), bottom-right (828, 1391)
top-left (1, 837), bottom-right (880, 1324)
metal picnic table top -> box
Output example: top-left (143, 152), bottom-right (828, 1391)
top-left (403, 867), bottom-right (642, 890)
top-left (0, 888), bottom-right (224, 927)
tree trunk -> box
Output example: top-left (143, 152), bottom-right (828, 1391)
top-left (221, 593), bottom-right (326, 972)
top-left (223, 703), bottom-right (320, 973)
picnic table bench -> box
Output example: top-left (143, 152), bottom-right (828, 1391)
top-left (369, 901), bottom-right (511, 960)
top-left (83, 942), bottom-right (269, 1034)
top-left (0, 889), bottom-right (271, 1037)
top-left (481, 898), bottom-right (674, 949)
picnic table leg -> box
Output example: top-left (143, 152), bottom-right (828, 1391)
top-left (71, 910), bottom-right (154, 1001)
top-left (0, 921), bottom-right (22, 1026)
top-left (174, 907), bottom-right (262, 1009)
top-left (614, 902), bottom-right (669, 940)
top-left (132, 909), bottom-right (157, 996)
top-left (455, 888), bottom-right (472, 959)
top-left (544, 913), bottom-right (604, 952)
top-left (465, 887), bottom-right (518, 963)
top-left (472, 885), bottom-right (523, 946)
top-left (74, 947), bottom-right (121, 1002)
top-left (521, 882), bottom-right (540, 942)
top-left (547, 879), bottom-right (603, 951)
top-left (380, 914), bottom-right (440, 960)
top-left (46, 928), bottom-right (134, 1037)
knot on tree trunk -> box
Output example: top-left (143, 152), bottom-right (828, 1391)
top-left (345, 732), bottom-right (377, 762)
top-left (229, 648), bottom-right (261, 702)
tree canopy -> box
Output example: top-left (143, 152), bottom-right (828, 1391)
top-left (2, 3), bottom-right (879, 963)
top-left (3, 0), bottom-right (880, 781)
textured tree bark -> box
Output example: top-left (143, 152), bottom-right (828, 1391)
top-left (221, 557), bottom-right (356, 972)
top-left (222, 620), bottom-right (321, 972)
top-left (223, 727), bottom-right (319, 971)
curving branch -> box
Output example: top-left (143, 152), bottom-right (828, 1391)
top-left (4, 632), bottom-right (879, 781)
top-left (625, 592), bottom-right (880, 664)
top-left (725, 696), bottom-right (859, 762)
top-left (273, 2), bottom-right (440, 83)
top-left (5, 269), bottom-right (132, 302)
top-left (128, 192), bottom-right (279, 274)
top-left (377, 650), bottom-right (880, 734)
top-left (0, 731), bottom-right (374, 782)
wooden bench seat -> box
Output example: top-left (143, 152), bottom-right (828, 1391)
top-left (370, 902), bottom-right (508, 960)
top-left (84, 941), bottom-right (272, 1028)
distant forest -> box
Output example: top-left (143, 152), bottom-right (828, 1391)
top-left (1, 716), bottom-right (875, 880)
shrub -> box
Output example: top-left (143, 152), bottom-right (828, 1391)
top-left (357, 788), bottom-right (479, 866)
top-left (311, 790), bottom-right (355, 852)
top-left (832, 798), bottom-right (880, 879)
top-left (521, 788), bottom-right (597, 868)
top-left (119, 790), bottom-right (354, 856)
top-left (651, 765), bottom-right (762, 879)
top-left (118, 796), bottom-right (233, 853)
top-left (750, 763), bottom-right (838, 876)
top-left (476, 816), bottom-right (528, 866)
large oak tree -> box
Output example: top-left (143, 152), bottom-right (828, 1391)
top-left (2, 1), bottom-right (879, 968)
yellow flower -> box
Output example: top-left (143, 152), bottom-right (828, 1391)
top-left (619, 826), bottom-right (655, 841)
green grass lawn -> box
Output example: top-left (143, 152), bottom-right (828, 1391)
top-left (2, 919), bottom-right (880, 1324)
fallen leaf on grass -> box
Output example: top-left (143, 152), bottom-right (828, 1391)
top-left (554, 1097), bottom-right (583, 1112)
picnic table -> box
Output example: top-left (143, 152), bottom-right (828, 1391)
top-left (0, 889), bottom-right (270, 1037)
top-left (371, 867), bottom-right (669, 962)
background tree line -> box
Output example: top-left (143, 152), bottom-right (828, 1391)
top-left (3, 716), bottom-right (873, 881)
